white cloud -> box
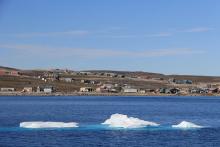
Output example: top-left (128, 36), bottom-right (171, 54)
top-left (8, 30), bottom-right (89, 38)
top-left (100, 32), bottom-right (172, 39)
top-left (0, 44), bottom-right (205, 59)
top-left (146, 32), bottom-right (173, 37)
top-left (103, 34), bottom-right (137, 38)
top-left (183, 27), bottom-right (213, 33)
top-left (2, 26), bottom-right (212, 39)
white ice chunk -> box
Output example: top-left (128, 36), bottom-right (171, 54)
top-left (20, 121), bottom-right (78, 128)
top-left (102, 113), bottom-right (159, 129)
top-left (172, 121), bottom-right (203, 129)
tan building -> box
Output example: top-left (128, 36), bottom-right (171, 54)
top-left (23, 87), bottom-right (33, 93)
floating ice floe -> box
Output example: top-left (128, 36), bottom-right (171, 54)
top-left (172, 121), bottom-right (203, 129)
top-left (20, 121), bottom-right (78, 129)
top-left (102, 113), bottom-right (159, 129)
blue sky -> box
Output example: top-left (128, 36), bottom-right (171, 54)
top-left (0, 0), bottom-right (219, 75)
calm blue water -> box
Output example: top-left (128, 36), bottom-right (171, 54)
top-left (0, 96), bottom-right (220, 147)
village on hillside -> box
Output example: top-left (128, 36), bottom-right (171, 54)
top-left (1, 66), bottom-right (220, 96)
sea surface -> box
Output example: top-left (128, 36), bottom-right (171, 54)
top-left (0, 96), bottom-right (220, 147)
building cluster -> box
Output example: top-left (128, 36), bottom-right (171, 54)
top-left (37, 71), bottom-right (125, 83)
top-left (78, 72), bottom-right (126, 78)
top-left (0, 86), bottom-right (55, 93)
top-left (0, 69), bottom-right (19, 76)
top-left (168, 78), bottom-right (193, 84)
top-left (1, 84), bottom-right (220, 95)
top-left (1, 68), bottom-right (220, 95)
top-left (79, 83), bottom-right (220, 95)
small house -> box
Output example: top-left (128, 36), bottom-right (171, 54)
top-left (96, 87), bottom-right (110, 93)
top-left (102, 84), bottom-right (114, 89)
top-left (145, 89), bottom-right (155, 93)
top-left (81, 80), bottom-right (91, 84)
top-left (208, 88), bottom-right (219, 94)
top-left (169, 88), bottom-right (180, 94)
top-left (23, 87), bottom-right (33, 93)
top-left (60, 78), bottom-right (73, 83)
top-left (43, 86), bottom-right (54, 93)
top-left (139, 89), bottom-right (146, 94)
top-left (159, 88), bottom-right (166, 93)
top-left (190, 88), bottom-right (208, 94)
top-left (80, 87), bottom-right (94, 92)
top-left (0, 88), bottom-right (15, 92)
top-left (175, 80), bottom-right (193, 84)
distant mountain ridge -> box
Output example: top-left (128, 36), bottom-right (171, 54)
top-left (0, 66), bottom-right (19, 71)
top-left (1, 65), bottom-right (220, 83)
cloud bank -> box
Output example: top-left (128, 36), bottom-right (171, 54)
top-left (183, 27), bottom-right (213, 33)
top-left (0, 44), bottom-right (205, 59)
top-left (2, 26), bottom-right (213, 39)
top-left (7, 30), bottom-right (89, 38)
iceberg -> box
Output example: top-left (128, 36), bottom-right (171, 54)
top-left (20, 121), bottom-right (78, 129)
top-left (102, 113), bottom-right (159, 129)
top-left (172, 121), bottom-right (203, 129)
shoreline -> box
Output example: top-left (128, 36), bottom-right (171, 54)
top-left (0, 92), bottom-right (219, 97)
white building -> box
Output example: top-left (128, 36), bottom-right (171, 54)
top-left (102, 84), bottom-right (114, 89)
top-left (139, 90), bottom-right (146, 94)
top-left (44, 88), bottom-right (52, 93)
top-left (123, 88), bottom-right (138, 93)
top-left (80, 87), bottom-right (94, 92)
top-left (61, 78), bottom-right (72, 83)
top-left (43, 86), bottom-right (54, 93)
